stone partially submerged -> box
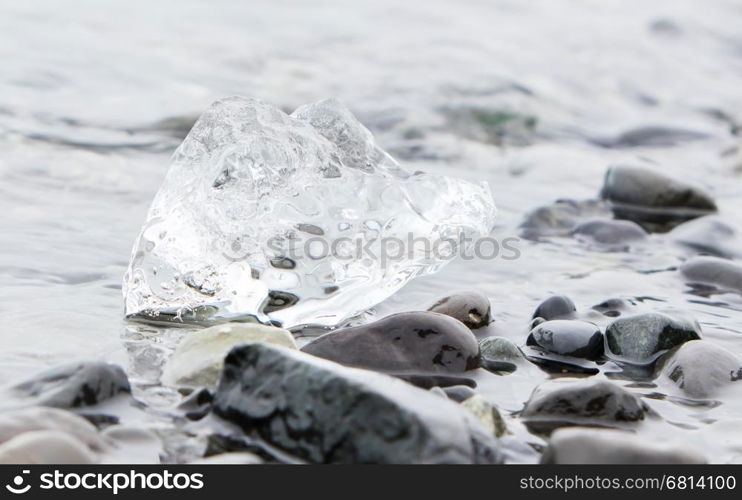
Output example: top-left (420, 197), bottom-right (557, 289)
top-left (600, 165), bottom-right (716, 232)
top-left (162, 322), bottom-right (297, 387)
top-left (123, 97), bottom-right (496, 328)
top-left (213, 343), bottom-right (502, 464)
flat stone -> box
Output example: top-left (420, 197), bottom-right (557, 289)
top-left (301, 311), bottom-right (480, 373)
top-left (521, 379), bottom-right (649, 433)
top-left (542, 427), bottom-right (705, 464)
top-left (162, 322), bottom-right (296, 387)
top-left (592, 126), bottom-right (709, 148)
top-left (214, 343), bottom-right (501, 463)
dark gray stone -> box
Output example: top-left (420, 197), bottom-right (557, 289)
top-left (527, 320), bottom-right (604, 360)
top-left (521, 379), bottom-right (649, 433)
top-left (592, 126), bottom-right (708, 148)
top-left (7, 362), bottom-right (130, 409)
top-left (521, 346), bottom-right (600, 375)
top-left (519, 199), bottom-right (611, 240)
top-left (428, 291), bottom-right (491, 329)
top-left (213, 343), bottom-right (502, 464)
top-left (658, 340), bottom-right (742, 398)
top-left (600, 165), bottom-right (717, 232)
top-left (572, 218), bottom-right (647, 251)
top-left (605, 312), bottom-right (702, 365)
top-left (301, 311), bottom-right (480, 373)
top-left (389, 373), bottom-right (477, 389)
top-left (532, 295), bottom-right (577, 321)
top-left (177, 388), bottom-right (213, 421)
top-left (680, 256), bottom-right (742, 295)
top-left (591, 298), bottom-right (629, 317)
top-left (441, 385), bottom-right (478, 402)
top-left (542, 427), bottom-right (706, 464)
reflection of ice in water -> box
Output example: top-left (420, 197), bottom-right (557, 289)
top-left (124, 97), bottom-right (495, 328)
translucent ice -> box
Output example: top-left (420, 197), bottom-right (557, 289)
top-left (123, 97), bottom-right (496, 328)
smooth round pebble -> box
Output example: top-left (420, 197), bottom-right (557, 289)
top-left (527, 320), bottom-right (604, 360)
top-left (302, 311), bottom-right (480, 373)
top-left (532, 295), bottom-right (577, 321)
top-left (658, 340), bottom-right (742, 398)
top-left (162, 322), bottom-right (297, 387)
top-left (428, 291), bottom-right (491, 329)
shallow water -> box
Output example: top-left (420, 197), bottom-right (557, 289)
top-left (2, 0), bottom-right (742, 463)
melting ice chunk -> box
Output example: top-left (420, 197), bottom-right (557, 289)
top-left (123, 97), bottom-right (496, 328)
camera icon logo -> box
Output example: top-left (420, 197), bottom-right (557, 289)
top-left (5, 470), bottom-right (31, 495)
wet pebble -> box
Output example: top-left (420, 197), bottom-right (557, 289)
top-left (301, 311), bottom-right (480, 373)
top-left (542, 427), bottom-right (705, 464)
top-left (428, 291), bottom-right (491, 329)
top-left (441, 385), bottom-right (478, 402)
top-left (479, 337), bottom-right (523, 374)
top-left (593, 126), bottom-right (708, 148)
top-left (460, 395), bottom-right (507, 438)
top-left (600, 165), bottom-right (717, 232)
top-left (527, 320), bottom-right (604, 360)
top-left (162, 322), bottom-right (297, 388)
top-left (519, 199), bottom-right (611, 239)
top-left (679, 255), bottom-right (742, 295)
top-left (572, 218), bottom-right (647, 251)
top-left (390, 373), bottom-right (477, 389)
top-left (7, 361), bottom-right (130, 409)
top-left (669, 215), bottom-right (742, 258)
top-left (0, 430), bottom-right (97, 464)
top-left (532, 295), bottom-right (577, 321)
top-left (214, 343), bottom-right (501, 463)
top-left (479, 336), bottom-right (524, 362)
top-left (658, 340), bottom-right (742, 399)
top-left (591, 298), bottom-right (629, 317)
top-left (521, 379), bottom-right (649, 433)
top-left (521, 346), bottom-right (600, 375)
top-left (605, 312), bottom-right (702, 365)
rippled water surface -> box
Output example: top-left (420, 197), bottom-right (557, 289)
top-left (2, 0), bottom-right (742, 462)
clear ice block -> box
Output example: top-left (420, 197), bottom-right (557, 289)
top-left (123, 97), bottom-right (496, 328)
